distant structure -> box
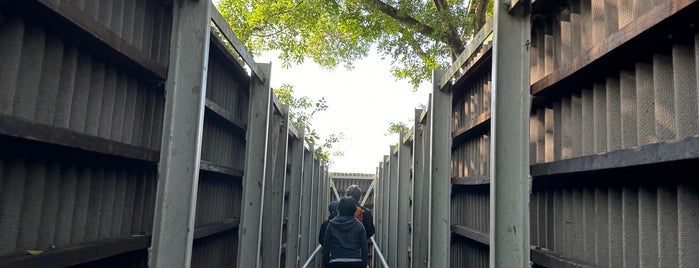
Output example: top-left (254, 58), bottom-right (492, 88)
top-left (329, 172), bottom-right (375, 208)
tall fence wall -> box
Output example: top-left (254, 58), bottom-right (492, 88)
top-left (373, 0), bottom-right (699, 267)
top-left (0, 1), bottom-right (329, 267)
top-left (0, 1), bottom-right (169, 266)
top-left (529, 0), bottom-right (699, 267)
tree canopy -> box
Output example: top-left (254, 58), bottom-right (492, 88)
top-left (217, 0), bottom-right (493, 88)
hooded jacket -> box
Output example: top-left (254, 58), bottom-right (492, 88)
top-left (322, 215), bottom-right (368, 267)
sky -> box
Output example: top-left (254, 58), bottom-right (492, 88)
top-left (256, 52), bottom-right (431, 174)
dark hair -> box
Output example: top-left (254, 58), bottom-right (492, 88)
top-left (346, 185), bottom-right (362, 203)
top-left (338, 197), bottom-right (356, 216)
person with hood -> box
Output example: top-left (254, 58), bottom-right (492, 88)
top-left (319, 200), bottom-right (339, 246)
top-left (322, 197), bottom-right (368, 268)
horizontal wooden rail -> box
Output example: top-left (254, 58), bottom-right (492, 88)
top-left (452, 111), bottom-right (491, 144)
top-left (451, 176), bottom-right (489, 186)
top-left (531, 0), bottom-right (697, 96)
top-left (440, 19), bottom-right (494, 89)
top-left (530, 248), bottom-right (599, 268)
top-left (288, 124), bottom-right (300, 140)
top-left (452, 44), bottom-right (493, 91)
top-left (35, 0), bottom-right (167, 80)
top-left (419, 101), bottom-right (431, 124)
top-left (402, 129), bottom-right (414, 145)
top-left (531, 135), bottom-right (699, 177)
top-left (209, 32), bottom-right (251, 84)
top-left (0, 236), bottom-right (150, 268)
top-left (0, 115), bottom-right (159, 162)
top-left (193, 218), bottom-right (240, 239)
top-left (199, 160), bottom-right (244, 178)
top-left (210, 3), bottom-right (266, 82)
top-left (451, 225), bottom-right (489, 246)
top-left (204, 99), bottom-right (247, 134)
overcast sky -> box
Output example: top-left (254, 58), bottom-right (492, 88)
top-left (257, 51), bottom-right (431, 174)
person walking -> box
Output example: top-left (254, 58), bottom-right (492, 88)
top-left (322, 197), bottom-right (368, 268)
top-left (319, 200), bottom-right (339, 246)
top-left (345, 185), bottom-right (375, 239)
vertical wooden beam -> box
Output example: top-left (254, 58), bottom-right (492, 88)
top-left (150, 1), bottom-right (211, 267)
top-left (307, 149), bottom-right (318, 263)
top-left (285, 129), bottom-right (305, 268)
top-left (430, 71), bottom-right (451, 267)
top-left (298, 145), bottom-right (314, 263)
top-left (489, 1), bottom-right (531, 267)
top-left (383, 155), bottom-right (390, 257)
top-left (412, 108), bottom-right (427, 268)
top-left (238, 61), bottom-right (273, 268)
top-left (397, 132), bottom-right (411, 268)
top-left (260, 106), bottom-right (288, 267)
top-left (388, 146), bottom-right (399, 267)
top-left (422, 95), bottom-right (433, 267)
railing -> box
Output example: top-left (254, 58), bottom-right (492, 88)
top-left (301, 238), bottom-right (389, 268)
top-left (301, 245), bottom-right (323, 268)
top-left (370, 237), bottom-right (390, 268)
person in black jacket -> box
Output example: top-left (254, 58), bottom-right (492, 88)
top-left (319, 200), bottom-right (339, 246)
top-left (322, 197), bottom-right (368, 268)
top-left (345, 185), bottom-right (375, 239)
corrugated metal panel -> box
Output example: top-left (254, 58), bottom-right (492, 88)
top-left (449, 55), bottom-right (492, 264)
top-left (58, 0), bottom-right (172, 66)
top-left (451, 186), bottom-right (489, 235)
top-left (0, 145), bottom-right (157, 255)
top-left (333, 178), bottom-right (373, 198)
top-left (531, 172), bottom-right (699, 267)
top-left (191, 230), bottom-right (238, 268)
top-left (0, 12), bottom-right (165, 150)
top-left (1, 1), bottom-right (168, 265)
top-left (450, 236), bottom-right (489, 268)
top-left (194, 173), bottom-right (242, 227)
top-left (191, 33), bottom-right (249, 266)
top-left (530, 4), bottom-right (699, 265)
top-left (201, 117), bottom-right (246, 169)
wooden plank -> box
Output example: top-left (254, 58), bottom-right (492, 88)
top-left (419, 101), bottom-right (431, 123)
top-left (530, 247), bottom-right (599, 268)
top-left (0, 236), bottom-right (150, 268)
top-left (35, 0), bottom-right (167, 80)
top-left (452, 45), bottom-right (493, 91)
top-left (271, 94), bottom-right (283, 115)
top-left (193, 218), bottom-right (240, 239)
top-left (209, 3), bottom-right (266, 82)
top-left (329, 178), bottom-right (342, 201)
top-left (288, 124), bottom-right (300, 140)
top-left (452, 111), bottom-right (491, 143)
top-left (199, 160), bottom-right (244, 178)
top-left (204, 98), bottom-right (247, 134)
top-left (441, 19), bottom-right (494, 89)
top-left (0, 114), bottom-right (158, 162)
top-left (402, 128), bottom-right (414, 145)
top-left (531, 0), bottom-right (698, 96)
top-left (451, 176), bottom-right (490, 186)
top-left (451, 225), bottom-right (490, 245)
top-left (509, 0), bottom-right (528, 12)
top-left (531, 135), bottom-right (699, 177)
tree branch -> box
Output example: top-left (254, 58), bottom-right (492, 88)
top-left (472, 0), bottom-right (489, 31)
top-left (401, 29), bottom-right (430, 64)
top-left (359, 0), bottom-right (437, 37)
top-left (432, 0), bottom-right (465, 59)
top-left (359, 0), bottom-right (466, 59)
